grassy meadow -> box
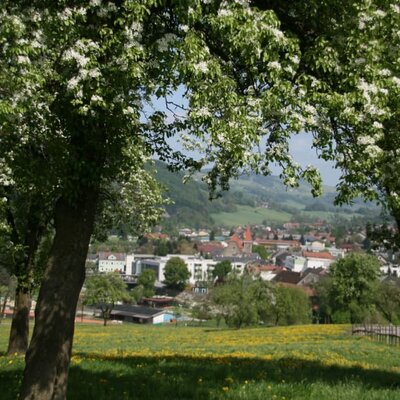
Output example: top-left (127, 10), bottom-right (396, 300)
top-left (1, 323), bottom-right (400, 399)
top-left (211, 205), bottom-right (292, 226)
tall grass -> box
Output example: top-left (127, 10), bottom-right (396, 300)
top-left (1, 323), bottom-right (400, 399)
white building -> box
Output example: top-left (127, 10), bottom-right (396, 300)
top-left (124, 254), bottom-right (250, 284)
top-left (285, 255), bottom-right (306, 272)
top-left (98, 252), bottom-right (126, 273)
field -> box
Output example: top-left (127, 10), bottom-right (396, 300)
top-left (211, 205), bottom-right (292, 226)
top-left (1, 323), bottom-right (400, 399)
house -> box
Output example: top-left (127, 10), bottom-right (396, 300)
top-left (98, 252), bottom-right (126, 273)
top-left (272, 270), bottom-right (302, 285)
top-left (197, 242), bottom-right (225, 258)
top-left (251, 264), bottom-right (285, 281)
top-left (302, 251), bottom-right (335, 270)
top-left (298, 268), bottom-right (325, 286)
top-left (110, 304), bottom-right (174, 324)
top-left (223, 226), bottom-right (253, 256)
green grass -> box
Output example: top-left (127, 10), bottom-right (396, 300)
top-left (211, 205), bottom-right (292, 226)
top-left (1, 323), bottom-right (400, 399)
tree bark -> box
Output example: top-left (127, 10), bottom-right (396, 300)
top-left (19, 192), bottom-right (98, 400)
top-left (7, 287), bottom-right (31, 354)
top-left (6, 195), bottom-right (47, 356)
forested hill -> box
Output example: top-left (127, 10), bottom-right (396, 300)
top-left (149, 161), bottom-right (381, 230)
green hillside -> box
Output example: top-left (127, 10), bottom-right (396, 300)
top-left (150, 161), bottom-right (381, 229)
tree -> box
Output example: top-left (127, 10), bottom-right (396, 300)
top-left (264, 285), bottom-right (311, 326)
top-left (209, 229), bottom-right (215, 241)
top-left (321, 253), bottom-right (380, 323)
top-left (190, 303), bottom-right (212, 325)
top-left (212, 274), bottom-right (273, 329)
top-left (252, 245), bottom-right (269, 261)
top-left (374, 279), bottom-right (400, 324)
top-left (137, 269), bottom-right (156, 298)
top-left (212, 260), bottom-right (232, 283)
top-left (0, 190), bottom-right (52, 354)
top-left (83, 272), bottom-right (129, 326)
top-left (163, 257), bottom-right (190, 290)
top-left (1, 2), bottom-right (397, 399)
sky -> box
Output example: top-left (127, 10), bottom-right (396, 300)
top-left (146, 90), bottom-right (341, 188)
top-left (286, 134), bottom-right (341, 187)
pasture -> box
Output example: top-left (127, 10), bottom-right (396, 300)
top-left (1, 323), bottom-right (400, 399)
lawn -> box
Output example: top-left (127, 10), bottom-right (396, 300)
top-left (211, 205), bottom-right (292, 227)
top-left (1, 323), bottom-right (400, 399)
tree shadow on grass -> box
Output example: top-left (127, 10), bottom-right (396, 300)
top-left (64, 353), bottom-right (400, 400)
top-left (1, 353), bottom-right (399, 400)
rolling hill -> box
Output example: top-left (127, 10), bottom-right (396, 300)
top-left (150, 161), bottom-right (381, 229)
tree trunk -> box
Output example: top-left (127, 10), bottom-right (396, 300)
top-left (19, 192), bottom-right (98, 400)
top-left (7, 287), bottom-right (31, 354)
top-left (6, 196), bottom-right (47, 356)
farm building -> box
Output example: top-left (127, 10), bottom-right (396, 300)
top-left (110, 305), bottom-right (174, 325)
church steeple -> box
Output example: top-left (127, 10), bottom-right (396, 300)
top-left (242, 226), bottom-right (253, 253)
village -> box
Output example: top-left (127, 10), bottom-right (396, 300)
top-left (85, 220), bottom-right (400, 325)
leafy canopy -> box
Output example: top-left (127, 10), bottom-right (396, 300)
top-left (163, 257), bottom-right (190, 290)
top-left (84, 272), bottom-right (129, 325)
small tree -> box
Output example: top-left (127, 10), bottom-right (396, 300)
top-left (212, 274), bottom-right (273, 329)
top-left (212, 260), bottom-right (232, 283)
top-left (265, 285), bottom-right (311, 326)
top-left (317, 253), bottom-right (381, 323)
top-left (137, 269), bottom-right (156, 298)
top-left (163, 257), bottom-right (190, 290)
top-left (252, 245), bottom-right (269, 261)
top-left (84, 273), bottom-right (129, 326)
top-left (375, 280), bottom-right (400, 324)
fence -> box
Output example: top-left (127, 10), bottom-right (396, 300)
top-left (352, 324), bottom-right (400, 346)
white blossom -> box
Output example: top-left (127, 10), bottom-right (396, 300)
top-left (218, 9), bottom-right (233, 18)
top-left (392, 76), bottom-right (400, 87)
top-left (87, 68), bottom-right (101, 78)
top-left (269, 27), bottom-right (285, 41)
top-left (373, 121), bottom-right (383, 129)
top-left (268, 61), bottom-right (281, 70)
top-left (156, 33), bottom-right (176, 52)
top-left (374, 9), bottom-right (386, 18)
top-left (290, 55), bottom-right (300, 64)
top-left (90, 94), bottom-right (103, 103)
top-left (63, 48), bottom-right (90, 67)
top-left (67, 76), bottom-right (80, 90)
top-left (195, 107), bottom-right (211, 117)
top-left (358, 135), bottom-right (375, 146)
top-left (379, 69), bottom-right (391, 76)
top-left (193, 61), bottom-right (209, 73)
top-left (390, 4), bottom-right (400, 13)
top-left (123, 106), bottom-right (135, 115)
top-left (17, 55), bottom-right (31, 64)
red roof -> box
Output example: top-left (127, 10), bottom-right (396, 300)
top-left (243, 226), bottom-right (252, 242)
top-left (198, 243), bottom-right (224, 253)
top-left (229, 234), bottom-right (243, 250)
top-left (303, 251), bottom-right (334, 260)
